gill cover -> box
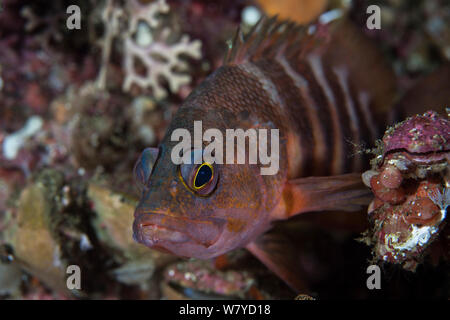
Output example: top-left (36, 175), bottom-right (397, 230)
top-left (134, 147), bottom-right (160, 190)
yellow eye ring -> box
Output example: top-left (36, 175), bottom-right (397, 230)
top-left (193, 162), bottom-right (214, 190)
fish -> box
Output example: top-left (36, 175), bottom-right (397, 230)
top-left (395, 63), bottom-right (450, 118)
top-left (132, 16), bottom-right (396, 292)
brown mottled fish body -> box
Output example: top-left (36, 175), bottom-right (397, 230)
top-left (221, 19), bottom-right (394, 179)
top-left (132, 17), bottom-right (396, 292)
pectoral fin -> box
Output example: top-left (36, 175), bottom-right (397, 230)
top-left (246, 231), bottom-right (309, 294)
top-left (274, 173), bottom-right (372, 220)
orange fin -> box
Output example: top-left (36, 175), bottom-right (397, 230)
top-left (246, 232), bottom-right (309, 293)
top-left (275, 173), bottom-right (372, 220)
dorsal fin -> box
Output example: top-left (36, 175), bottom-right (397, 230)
top-left (224, 15), bottom-right (397, 125)
top-left (223, 15), bottom-right (312, 65)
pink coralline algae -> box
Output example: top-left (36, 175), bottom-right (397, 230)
top-left (362, 111), bottom-right (449, 271)
top-left (383, 110), bottom-right (450, 156)
top-left (162, 260), bottom-right (257, 299)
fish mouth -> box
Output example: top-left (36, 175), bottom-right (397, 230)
top-left (136, 224), bottom-right (191, 246)
top-left (133, 209), bottom-right (226, 250)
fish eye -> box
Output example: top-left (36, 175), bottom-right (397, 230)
top-left (179, 150), bottom-right (218, 196)
top-left (193, 163), bottom-right (214, 190)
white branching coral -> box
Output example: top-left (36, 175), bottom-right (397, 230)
top-left (96, 0), bottom-right (202, 100)
top-left (122, 0), bottom-right (202, 100)
top-left (123, 31), bottom-right (202, 100)
top-left (97, 0), bottom-right (124, 90)
top-left (127, 0), bottom-right (169, 33)
top-left (20, 5), bottom-right (64, 49)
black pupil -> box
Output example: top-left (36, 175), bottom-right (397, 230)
top-left (195, 164), bottom-right (212, 188)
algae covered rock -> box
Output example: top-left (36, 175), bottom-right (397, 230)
top-left (3, 170), bottom-right (72, 295)
top-left (87, 183), bottom-right (176, 287)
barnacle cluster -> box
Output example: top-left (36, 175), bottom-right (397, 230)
top-left (362, 111), bottom-right (449, 271)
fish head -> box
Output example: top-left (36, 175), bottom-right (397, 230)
top-left (132, 105), bottom-right (279, 259)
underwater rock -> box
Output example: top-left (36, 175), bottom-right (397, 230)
top-left (161, 259), bottom-right (259, 300)
top-left (159, 248), bottom-right (294, 300)
top-left (362, 111), bottom-right (449, 271)
top-left (70, 88), bottom-right (134, 172)
top-left (1, 168), bottom-right (176, 296)
top-left (0, 261), bottom-right (23, 297)
top-left (88, 183), bottom-right (176, 287)
top-left (0, 168), bottom-right (24, 213)
top-left (2, 170), bottom-right (72, 295)
top-left (70, 86), bottom-right (167, 175)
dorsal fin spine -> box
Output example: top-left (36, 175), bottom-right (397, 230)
top-left (224, 15), bottom-right (310, 66)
